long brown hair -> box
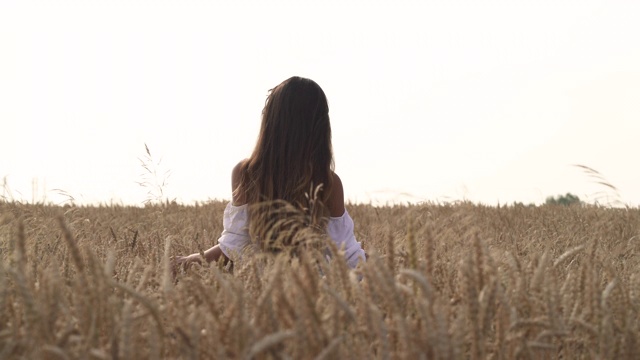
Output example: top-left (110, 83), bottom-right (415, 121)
top-left (236, 76), bottom-right (334, 207)
top-left (236, 76), bottom-right (334, 251)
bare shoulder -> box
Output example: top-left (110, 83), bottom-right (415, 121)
top-left (327, 172), bottom-right (345, 217)
top-left (232, 159), bottom-right (248, 205)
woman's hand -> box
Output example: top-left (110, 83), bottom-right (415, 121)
top-left (170, 245), bottom-right (229, 277)
top-left (170, 254), bottom-right (203, 276)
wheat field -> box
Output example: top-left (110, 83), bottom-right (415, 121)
top-left (1, 200), bottom-right (639, 359)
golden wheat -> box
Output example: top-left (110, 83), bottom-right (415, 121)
top-left (0, 200), bottom-right (639, 358)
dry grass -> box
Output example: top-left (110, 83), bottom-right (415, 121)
top-left (1, 200), bottom-right (639, 359)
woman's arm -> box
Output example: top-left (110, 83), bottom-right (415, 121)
top-left (231, 159), bottom-right (248, 205)
top-left (178, 244), bottom-right (228, 264)
top-left (173, 161), bottom-right (247, 272)
top-left (172, 244), bottom-right (229, 273)
top-left (326, 172), bottom-right (367, 266)
top-left (327, 172), bottom-right (346, 217)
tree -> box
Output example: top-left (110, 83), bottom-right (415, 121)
top-left (545, 193), bottom-right (581, 206)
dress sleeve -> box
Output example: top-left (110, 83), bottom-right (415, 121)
top-left (217, 203), bottom-right (251, 262)
top-left (327, 209), bottom-right (366, 268)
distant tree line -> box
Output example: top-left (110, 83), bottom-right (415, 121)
top-left (545, 193), bottom-right (581, 206)
top-left (509, 193), bottom-right (582, 207)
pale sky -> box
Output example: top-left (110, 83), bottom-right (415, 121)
top-left (1, 0), bottom-right (639, 206)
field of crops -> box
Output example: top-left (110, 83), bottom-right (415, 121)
top-left (1, 200), bottom-right (639, 359)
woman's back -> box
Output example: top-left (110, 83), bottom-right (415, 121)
top-left (174, 76), bottom-right (366, 271)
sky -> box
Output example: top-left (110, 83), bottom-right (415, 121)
top-left (1, 0), bottom-right (639, 207)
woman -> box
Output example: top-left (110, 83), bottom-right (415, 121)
top-left (175, 76), bottom-right (366, 270)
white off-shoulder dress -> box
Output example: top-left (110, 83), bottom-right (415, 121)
top-left (217, 203), bottom-right (366, 268)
